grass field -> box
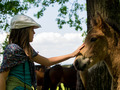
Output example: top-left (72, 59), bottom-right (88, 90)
top-left (32, 83), bottom-right (71, 90)
top-left (56, 83), bottom-right (65, 90)
top-left (56, 83), bottom-right (71, 90)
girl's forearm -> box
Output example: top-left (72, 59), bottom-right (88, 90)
top-left (32, 53), bottom-right (73, 66)
top-left (48, 53), bottom-right (73, 65)
top-left (32, 44), bottom-right (85, 66)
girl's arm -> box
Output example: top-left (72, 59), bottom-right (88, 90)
top-left (32, 44), bottom-right (85, 66)
top-left (0, 70), bottom-right (10, 90)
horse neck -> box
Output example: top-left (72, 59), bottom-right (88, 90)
top-left (104, 32), bottom-right (120, 79)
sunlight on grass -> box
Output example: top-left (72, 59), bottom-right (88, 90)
top-left (56, 83), bottom-right (65, 90)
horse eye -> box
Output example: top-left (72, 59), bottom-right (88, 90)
top-left (90, 37), bottom-right (97, 42)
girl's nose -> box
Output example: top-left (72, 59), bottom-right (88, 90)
top-left (33, 30), bottom-right (35, 34)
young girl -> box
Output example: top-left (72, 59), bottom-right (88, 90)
top-left (0, 15), bottom-right (84, 90)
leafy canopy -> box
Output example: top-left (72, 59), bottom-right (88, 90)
top-left (26, 0), bottom-right (86, 31)
top-left (0, 0), bottom-right (86, 54)
top-left (0, 0), bottom-right (86, 31)
top-left (0, 0), bottom-right (30, 31)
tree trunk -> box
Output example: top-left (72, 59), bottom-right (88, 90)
top-left (86, 62), bottom-right (112, 90)
top-left (85, 0), bottom-right (120, 89)
top-left (87, 0), bottom-right (120, 30)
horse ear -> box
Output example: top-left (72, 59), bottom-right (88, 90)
top-left (90, 17), bottom-right (97, 27)
top-left (90, 13), bottom-right (104, 27)
top-left (96, 13), bottom-right (104, 26)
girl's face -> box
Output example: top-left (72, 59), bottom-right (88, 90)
top-left (29, 27), bottom-right (35, 42)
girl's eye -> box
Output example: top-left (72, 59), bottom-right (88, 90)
top-left (90, 37), bottom-right (97, 42)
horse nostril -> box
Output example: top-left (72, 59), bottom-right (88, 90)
top-left (75, 60), bottom-right (78, 67)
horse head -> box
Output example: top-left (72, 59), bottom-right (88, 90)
top-left (74, 13), bottom-right (119, 73)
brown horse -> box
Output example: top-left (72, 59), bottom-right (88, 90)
top-left (42, 64), bottom-right (77, 90)
top-left (60, 65), bottom-right (77, 90)
top-left (35, 65), bottom-right (47, 90)
top-left (42, 64), bottom-right (63, 90)
top-left (74, 13), bottom-right (120, 90)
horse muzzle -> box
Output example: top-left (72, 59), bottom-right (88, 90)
top-left (74, 55), bottom-right (92, 71)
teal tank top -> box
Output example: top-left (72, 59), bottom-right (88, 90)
top-left (8, 60), bottom-right (32, 86)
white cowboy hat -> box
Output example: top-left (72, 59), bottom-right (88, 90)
top-left (10, 14), bottom-right (41, 29)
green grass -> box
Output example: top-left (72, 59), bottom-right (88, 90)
top-left (35, 83), bottom-right (70, 90)
top-left (56, 83), bottom-right (65, 90)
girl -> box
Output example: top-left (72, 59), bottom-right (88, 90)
top-left (0, 15), bottom-right (84, 90)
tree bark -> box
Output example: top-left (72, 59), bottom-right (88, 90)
top-left (86, 62), bottom-right (112, 90)
top-left (85, 0), bottom-right (120, 89)
top-left (87, 0), bottom-right (120, 31)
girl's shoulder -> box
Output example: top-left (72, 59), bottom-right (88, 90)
top-left (4, 44), bottom-right (24, 54)
top-left (0, 44), bottom-right (27, 73)
top-left (5, 44), bottom-right (22, 51)
top-left (6, 43), bottom-right (21, 49)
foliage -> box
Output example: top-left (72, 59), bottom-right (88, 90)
top-left (0, 34), bottom-right (9, 54)
top-left (23, 0), bottom-right (86, 31)
top-left (0, 0), bottom-right (86, 54)
top-left (0, 0), bottom-right (30, 31)
top-left (0, 0), bottom-right (86, 32)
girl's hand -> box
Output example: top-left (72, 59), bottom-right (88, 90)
top-left (71, 43), bottom-right (85, 57)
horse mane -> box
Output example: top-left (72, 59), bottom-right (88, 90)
top-left (106, 20), bottom-right (120, 35)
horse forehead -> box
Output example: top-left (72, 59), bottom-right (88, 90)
top-left (87, 28), bottom-right (104, 37)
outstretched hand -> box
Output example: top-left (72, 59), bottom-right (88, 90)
top-left (71, 43), bottom-right (85, 57)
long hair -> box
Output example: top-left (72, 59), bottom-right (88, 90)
top-left (9, 27), bottom-right (33, 58)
